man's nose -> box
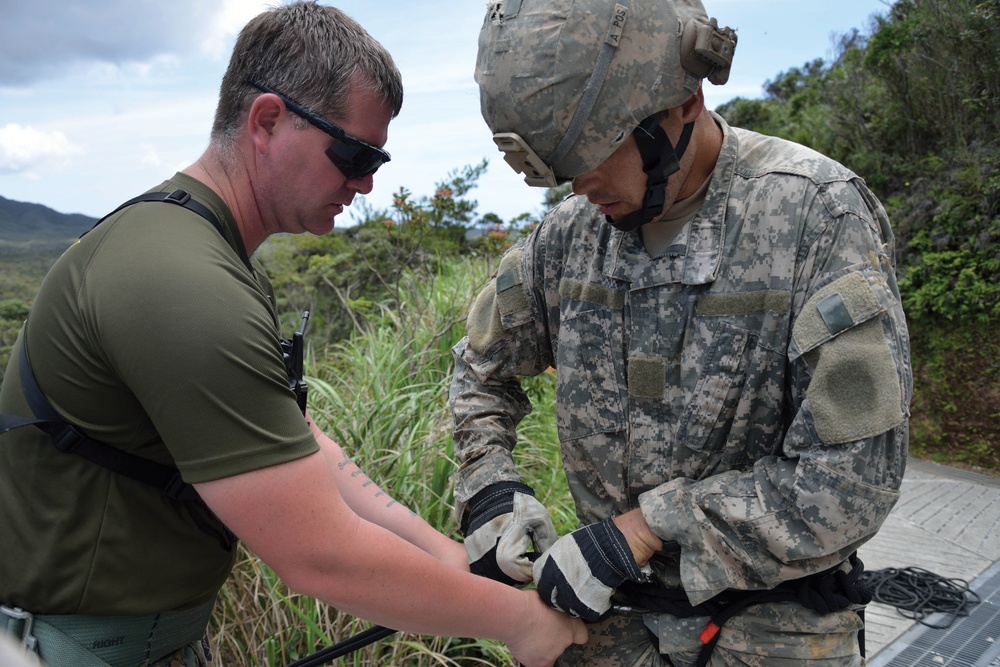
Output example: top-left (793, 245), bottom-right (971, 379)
top-left (571, 170), bottom-right (597, 196)
top-left (346, 172), bottom-right (375, 195)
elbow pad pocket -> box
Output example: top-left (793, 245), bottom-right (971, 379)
top-left (791, 268), bottom-right (904, 444)
top-left (468, 248), bottom-right (533, 354)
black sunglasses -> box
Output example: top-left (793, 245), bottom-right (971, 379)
top-left (249, 81), bottom-right (390, 180)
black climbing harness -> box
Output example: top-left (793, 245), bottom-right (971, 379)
top-left (617, 552), bottom-right (872, 666)
top-left (0, 188), bottom-right (342, 662)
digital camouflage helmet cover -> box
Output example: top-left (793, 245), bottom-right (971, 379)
top-left (475, 0), bottom-right (737, 190)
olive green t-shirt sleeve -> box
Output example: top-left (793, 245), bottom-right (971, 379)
top-left (78, 207), bottom-right (318, 483)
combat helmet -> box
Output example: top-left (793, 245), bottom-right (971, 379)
top-left (476, 0), bottom-right (737, 230)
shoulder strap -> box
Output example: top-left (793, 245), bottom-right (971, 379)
top-left (84, 189), bottom-right (224, 237)
top-left (86, 188), bottom-right (255, 273)
top-left (0, 335), bottom-right (200, 502)
top-left (0, 189), bottom-right (250, 548)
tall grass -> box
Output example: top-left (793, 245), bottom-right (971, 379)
top-left (210, 255), bottom-right (575, 665)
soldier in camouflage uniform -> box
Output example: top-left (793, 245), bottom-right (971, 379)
top-left (452, 1), bottom-right (912, 665)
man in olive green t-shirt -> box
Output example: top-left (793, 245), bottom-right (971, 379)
top-left (0, 3), bottom-right (586, 667)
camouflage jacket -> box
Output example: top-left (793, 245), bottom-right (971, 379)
top-left (450, 114), bottom-right (912, 605)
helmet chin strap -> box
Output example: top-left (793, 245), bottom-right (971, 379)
top-left (606, 115), bottom-right (694, 232)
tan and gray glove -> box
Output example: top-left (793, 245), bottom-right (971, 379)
top-left (532, 518), bottom-right (644, 623)
top-left (462, 481), bottom-right (558, 586)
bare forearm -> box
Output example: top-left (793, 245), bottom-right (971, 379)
top-left (290, 513), bottom-right (533, 638)
top-left (199, 457), bottom-right (508, 635)
top-left (197, 441), bottom-right (584, 665)
top-left (316, 433), bottom-right (414, 525)
top-left (312, 426), bottom-right (460, 563)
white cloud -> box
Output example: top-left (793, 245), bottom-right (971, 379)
top-left (0, 124), bottom-right (82, 174)
top-left (200, 0), bottom-right (273, 60)
top-left (140, 145), bottom-right (163, 167)
top-left (0, 1), bottom-right (229, 85)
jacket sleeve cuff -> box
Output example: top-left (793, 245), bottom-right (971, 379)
top-left (638, 481), bottom-right (741, 605)
top-left (452, 445), bottom-right (522, 519)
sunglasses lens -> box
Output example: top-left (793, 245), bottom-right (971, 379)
top-left (326, 142), bottom-right (387, 179)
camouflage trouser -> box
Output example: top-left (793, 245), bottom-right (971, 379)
top-left (145, 636), bottom-right (215, 667)
top-left (556, 601), bottom-right (864, 667)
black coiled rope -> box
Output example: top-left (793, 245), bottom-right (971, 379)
top-left (859, 566), bottom-right (981, 629)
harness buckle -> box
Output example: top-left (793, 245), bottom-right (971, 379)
top-left (1, 605), bottom-right (38, 651)
top-left (165, 189), bottom-right (192, 206)
top-left (52, 426), bottom-right (84, 453)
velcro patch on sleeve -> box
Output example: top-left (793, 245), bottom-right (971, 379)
top-left (468, 249), bottom-right (528, 354)
top-left (816, 293), bottom-right (855, 335)
top-left (792, 271), bottom-right (883, 357)
top-left (804, 318), bottom-right (904, 444)
top-left (467, 285), bottom-right (505, 355)
top-left (495, 250), bottom-right (530, 317)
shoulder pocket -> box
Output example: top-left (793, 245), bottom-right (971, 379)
top-left (790, 264), bottom-right (893, 360)
top-left (467, 248), bottom-right (535, 354)
top-left (791, 265), bottom-right (904, 444)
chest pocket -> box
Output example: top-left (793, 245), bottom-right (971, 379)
top-left (556, 280), bottom-right (627, 441)
top-left (672, 317), bottom-right (785, 479)
top-left (678, 321), bottom-right (750, 451)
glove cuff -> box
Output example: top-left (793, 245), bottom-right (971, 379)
top-left (462, 481), bottom-right (535, 535)
top-left (574, 518), bottom-right (644, 586)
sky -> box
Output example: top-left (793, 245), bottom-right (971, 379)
top-left (0, 0), bottom-right (894, 225)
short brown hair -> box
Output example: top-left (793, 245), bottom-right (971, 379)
top-left (211, 1), bottom-right (402, 147)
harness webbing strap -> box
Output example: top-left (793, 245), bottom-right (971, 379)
top-left (620, 552), bottom-right (872, 666)
top-left (86, 189), bottom-right (225, 237)
top-left (6, 336), bottom-right (199, 502)
top-left (1, 596), bottom-right (215, 665)
top-left (0, 189), bottom-right (228, 504)
top-left (0, 190), bottom-right (233, 659)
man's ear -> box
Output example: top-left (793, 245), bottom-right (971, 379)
top-left (656, 87), bottom-right (705, 129)
top-left (679, 87), bottom-right (706, 124)
top-left (247, 94), bottom-right (283, 154)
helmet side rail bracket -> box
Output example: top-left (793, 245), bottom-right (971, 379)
top-left (493, 132), bottom-right (561, 188)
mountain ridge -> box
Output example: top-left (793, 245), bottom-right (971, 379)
top-left (0, 194), bottom-right (97, 242)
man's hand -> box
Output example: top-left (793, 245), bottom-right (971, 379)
top-left (505, 589), bottom-right (589, 667)
top-left (532, 518), bottom-right (645, 623)
top-left (463, 481), bottom-right (558, 586)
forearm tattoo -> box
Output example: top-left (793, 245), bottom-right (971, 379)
top-left (336, 448), bottom-right (416, 513)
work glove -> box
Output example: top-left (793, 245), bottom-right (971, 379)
top-left (462, 481), bottom-right (558, 586)
top-left (532, 517), bottom-right (644, 623)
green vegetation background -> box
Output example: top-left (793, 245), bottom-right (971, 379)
top-left (0, 0), bottom-right (996, 663)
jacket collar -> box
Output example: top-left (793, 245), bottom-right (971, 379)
top-left (604, 112), bottom-right (736, 289)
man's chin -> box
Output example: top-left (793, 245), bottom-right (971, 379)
top-left (305, 217), bottom-right (337, 237)
top-left (597, 201), bottom-right (642, 221)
